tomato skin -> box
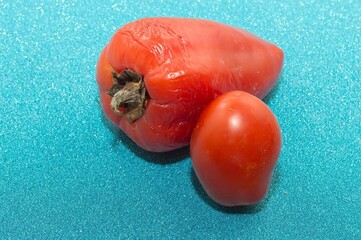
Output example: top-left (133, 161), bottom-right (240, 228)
top-left (190, 91), bottom-right (281, 206)
top-left (96, 17), bottom-right (283, 152)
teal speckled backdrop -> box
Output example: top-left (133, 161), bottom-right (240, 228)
top-left (1, 0), bottom-right (360, 239)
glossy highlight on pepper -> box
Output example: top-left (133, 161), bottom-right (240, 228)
top-left (96, 17), bottom-right (284, 152)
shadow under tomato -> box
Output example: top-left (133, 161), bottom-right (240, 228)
top-left (263, 73), bottom-right (283, 105)
top-left (99, 108), bottom-right (189, 165)
top-left (117, 129), bottom-right (190, 165)
top-left (190, 163), bottom-right (281, 214)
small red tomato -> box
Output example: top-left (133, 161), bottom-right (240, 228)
top-left (190, 91), bottom-right (281, 206)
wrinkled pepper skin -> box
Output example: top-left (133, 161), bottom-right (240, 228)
top-left (96, 17), bottom-right (284, 152)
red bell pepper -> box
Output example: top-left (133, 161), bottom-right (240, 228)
top-left (96, 17), bottom-right (284, 152)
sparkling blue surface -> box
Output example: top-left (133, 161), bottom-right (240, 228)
top-left (1, 0), bottom-right (360, 239)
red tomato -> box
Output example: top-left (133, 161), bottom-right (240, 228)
top-left (96, 17), bottom-right (284, 152)
top-left (190, 91), bottom-right (281, 206)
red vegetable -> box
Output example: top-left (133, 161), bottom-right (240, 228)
top-left (96, 17), bottom-right (283, 152)
top-left (190, 91), bottom-right (281, 206)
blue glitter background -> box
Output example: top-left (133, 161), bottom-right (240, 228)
top-left (0, 0), bottom-right (360, 239)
